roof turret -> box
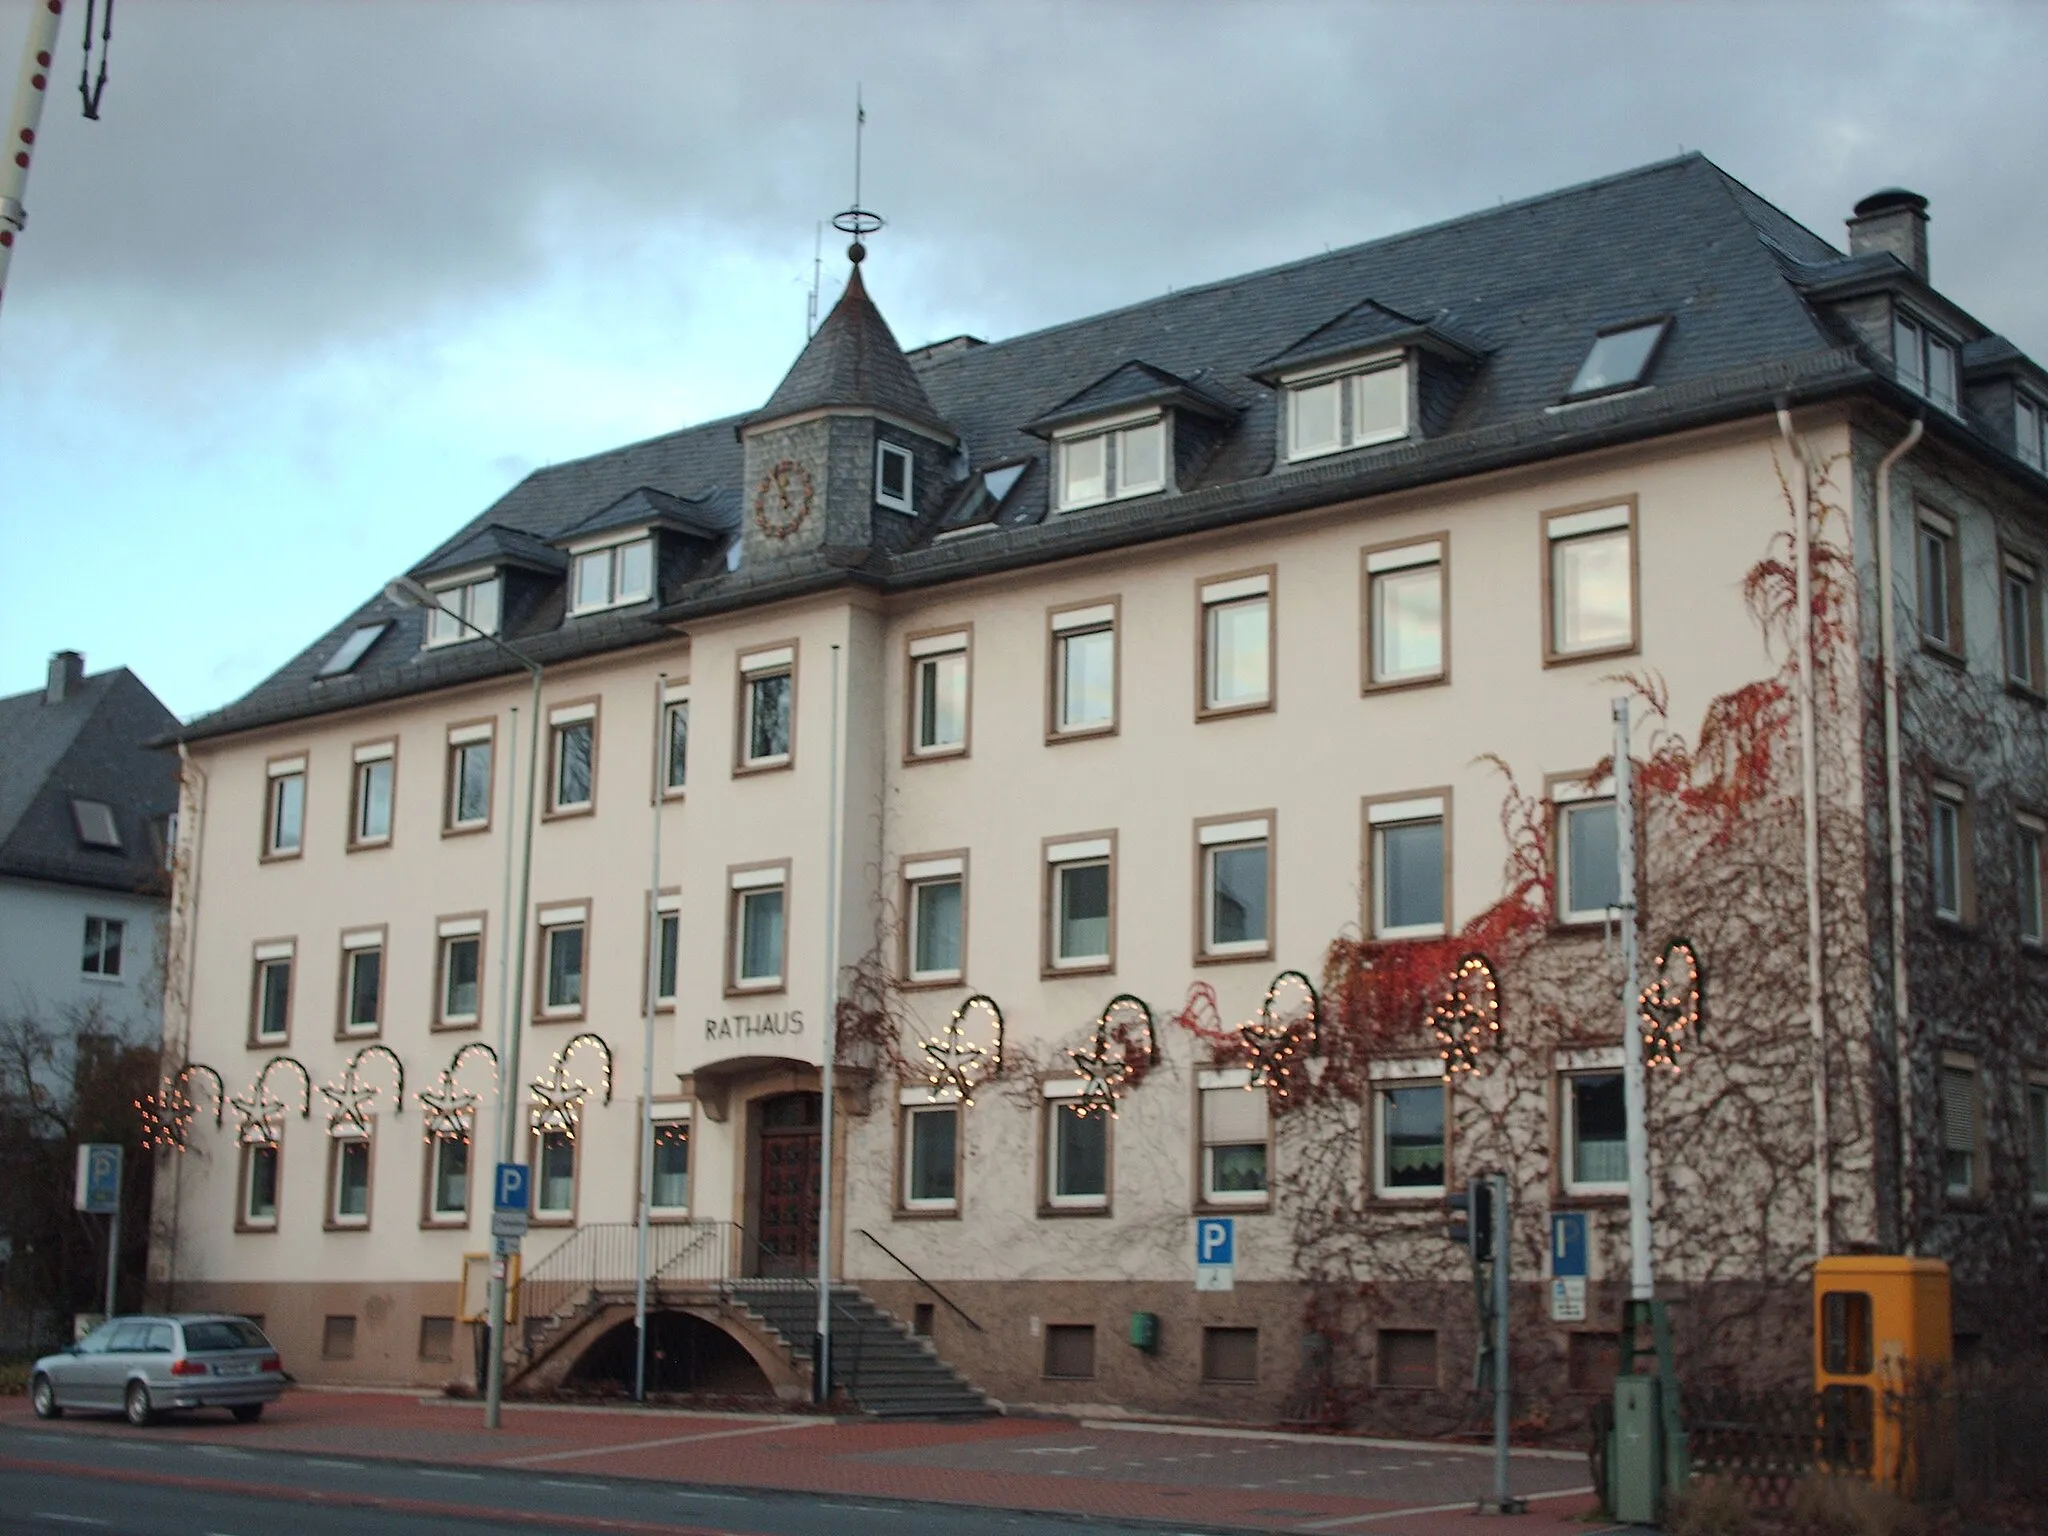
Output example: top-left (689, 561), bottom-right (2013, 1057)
top-left (752, 265), bottom-right (954, 441)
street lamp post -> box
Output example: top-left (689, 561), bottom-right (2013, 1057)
top-left (386, 577), bottom-right (542, 1431)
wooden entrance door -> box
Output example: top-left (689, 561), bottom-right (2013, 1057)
top-left (754, 1092), bottom-right (822, 1276)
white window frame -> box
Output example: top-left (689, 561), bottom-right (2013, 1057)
top-left (739, 646), bottom-right (795, 770)
top-left (1200, 572), bottom-right (1274, 713)
top-left (446, 723), bottom-right (494, 830)
top-left (653, 891), bottom-right (680, 1005)
top-left (875, 442), bottom-right (915, 514)
top-left (428, 1132), bottom-right (470, 1221)
top-left (265, 758), bottom-right (306, 857)
top-left (1918, 509), bottom-right (1959, 652)
top-left (649, 1113), bottom-right (691, 1215)
top-left (1283, 353), bottom-right (1410, 463)
top-left (730, 866), bottom-right (787, 992)
top-left (330, 1132), bottom-right (373, 1228)
top-left (901, 1092), bottom-right (960, 1213)
top-left (351, 741), bottom-right (395, 847)
top-left (436, 917), bottom-right (484, 1026)
top-left (1893, 312), bottom-right (1959, 415)
top-left (1546, 503), bottom-right (1636, 660)
top-left (81, 915), bottom-right (124, 978)
top-left (904, 856), bottom-right (965, 984)
top-left (1370, 1060), bottom-right (1449, 1200)
top-left (1555, 779), bottom-right (1621, 925)
top-left (1931, 780), bottom-right (1968, 923)
top-left (1560, 1056), bottom-right (1629, 1196)
top-left (537, 905), bottom-right (587, 1017)
top-left (1369, 795), bottom-right (1447, 940)
top-left (1054, 412), bottom-right (1167, 513)
top-left (252, 942), bottom-right (293, 1043)
top-left (2018, 395), bottom-right (2046, 472)
top-left (340, 929), bottom-right (383, 1036)
top-left (1941, 1055), bottom-right (1980, 1200)
top-left (1050, 603), bottom-right (1117, 736)
top-left (1042, 1082), bottom-right (1109, 1209)
top-left (568, 535), bottom-right (654, 615)
top-left (549, 703), bottom-right (597, 813)
top-left (2004, 554), bottom-right (2042, 692)
top-left (661, 686), bottom-right (689, 795)
top-left (2020, 814), bottom-right (2046, 948)
top-left (1199, 818), bottom-right (1271, 958)
top-left (2028, 1074), bottom-right (2048, 1205)
top-left (1197, 1067), bottom-right (1268, 1206)
top-left (534, 1128), bottom-right (576, 1218)
top-left (241, 1143), bottom-right (280, 1229)
top-left (423, 574), bottom-right (501, 648)
top-left (909, 631), bottom-right (969, 757)
top-left (1365, 539), bottom-right (1445, 686)
top-left (1046, 837), bottom-right (1114, 971)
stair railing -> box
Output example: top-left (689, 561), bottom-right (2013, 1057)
top-left (517, 1220), bottom-right (734, 1348)
top-left (855, 1228), bottom-right (984, 1332)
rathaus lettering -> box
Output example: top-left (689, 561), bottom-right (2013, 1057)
top-left (704, 1009), bottom-right (805, 1041)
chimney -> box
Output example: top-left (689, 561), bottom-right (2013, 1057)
top-left (1847, 188), bottom-right (1930, 282)
top-left (45, 650), bottom-right (85, 705)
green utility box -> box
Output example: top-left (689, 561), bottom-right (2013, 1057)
top-left (1128, 1312), bottom-right (1159, 1353)
top-left (1611, 1374), bottom-right (1664, 1524)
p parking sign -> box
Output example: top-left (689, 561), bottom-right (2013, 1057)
top-left (491, 1162), bottom-right (530, 1240)
top-left (1195, 1216), bottom-right (1235, 1292)
top-left (74, 1145), bottom-right (122, 1215)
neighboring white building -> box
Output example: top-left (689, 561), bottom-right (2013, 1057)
top-left (152, 160), bottom-right (2048, 1424)
top-left (0, 652), bottom-right (179, 1045)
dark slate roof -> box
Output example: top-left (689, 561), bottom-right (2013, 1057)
top-left (0, 667), bottom-right (179, 895)
top-left (1025, 360), bottom-right (1241, 436)
top-left (175, 153), bottom-right (2048, 746)
top-left (753, 265), bottom-right (951, 438)
top-left (1253, 298), bottom-right (1483, 378)
top-left (411, 523), bottom-right (567, 580)
top-left (558, 486), bottom-right (727, 544)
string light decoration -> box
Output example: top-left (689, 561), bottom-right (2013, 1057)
top-left (135, 1062), bottom-right (225, 1152)
top-left (1639, 938), bottom-right (1704, 1073)
top-left (1065, 994), bottom-right (1157, 1118)
top-left (528, 1032), bottom-right (613, 1139)
top-left (230, 1057), bottom-right (311, 1147)
top-left (321, 1043), bottom-right (404, 1140)
top-left (1428, 954), bottom-right (1502, 1079)
top-left (416, 1041), bottom-right (499, 1143)
top-left (920, 994), bottom-right (1004, 1104)
top-left (1236, 970), bottom-right (1320, 1104)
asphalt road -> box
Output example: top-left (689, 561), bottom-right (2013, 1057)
top-left (0, 1425), bottom-right (1209, 1536)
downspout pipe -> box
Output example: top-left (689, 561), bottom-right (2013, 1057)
top-left (1777, 403), bottom-right (1831, 1261)
top-left (1875, 417), bottom-right (1925, 1253)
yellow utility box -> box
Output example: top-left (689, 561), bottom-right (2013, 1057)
top-left (1812, 1255), bottom-right (1950, 1495)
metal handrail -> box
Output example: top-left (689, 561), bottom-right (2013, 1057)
top-left (517, 1220), bottom-right (732, 1341)
top-left (855, 1228), bottom-right (984, 1332)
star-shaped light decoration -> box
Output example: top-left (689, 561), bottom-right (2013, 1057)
top-left (136, 1078), bottom-right (195, 1152)
top-left (920, 994), bottom-right (1004, 1104)
top-left (1236, 970), bottom-right (1320, 1102)
top-left (527, 1060), bottom-right (589, 1137)
top-left (321, 1076), bottom-right (379, 1140)
top-left (1638, 939), bottom-right (1703, 1074)
top-left (1065, 1031), bottom-right (1124, 1119)
top-left (231, 1084), bottom-right (286, 1147)
top-left (1064, 994), bottom-right (1156, 1119)
top-left (417, 1076), bottom-right (481, 1140)
top-left (1429, 953), bottom-right (1502, 1079)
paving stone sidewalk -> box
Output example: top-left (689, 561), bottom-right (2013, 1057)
top-left (5, 1388), bottom-right (1612, 1534)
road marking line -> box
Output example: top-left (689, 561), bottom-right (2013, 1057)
top-left (417, 1468), bottom-right (484, 1480)
top-left (303, 1458), bottom-right (363, 1470)
top-left (34, 1516), bottom-right (108, 1527)
top-left (1293, 1485), bottom-right (1595, 1530)
top-left (1084, 1419), bottom-right (1585, 1461)
top-left (673, 1492), bottom-right (746, 1503)
top-left (541, 1480), bottom-right (611, 1491)
top-left (498, 1417), bottom-right (818, 1467)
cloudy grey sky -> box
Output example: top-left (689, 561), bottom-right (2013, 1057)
top-left (2, 0), bottom-right (2043, 719)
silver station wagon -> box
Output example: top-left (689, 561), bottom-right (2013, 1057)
top-left (31, 1314), bottom-right (287, 1426)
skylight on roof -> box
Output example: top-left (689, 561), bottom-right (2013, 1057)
top-left (72, 799), bottom-right (121, 850)
top-left (982, 463), bottom-right (1025, 506)
top-left (318, 622), bottom-right (391, 678)
top-left (1567, 318), bottom-right (1670, 398)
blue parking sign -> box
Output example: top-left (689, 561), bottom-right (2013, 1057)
top-left (1195, 1216), bottom-right (1234, 1267)
top-left (494, 1162), bottom-right (530, 1214)
top-left (1551, 1211), bottom-right (1588, 1279)
top-left (74, 1144), bottom-right (122, 1215)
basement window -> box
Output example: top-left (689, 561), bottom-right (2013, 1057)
top-left (1566, 318), bottom-right (1670, 399)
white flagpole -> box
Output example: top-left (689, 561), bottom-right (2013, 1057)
top-left (634, 672), bottom-right (667, 1402)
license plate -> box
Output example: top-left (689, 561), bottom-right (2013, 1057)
top-left (214, 1362), bottom-right (257, 1377)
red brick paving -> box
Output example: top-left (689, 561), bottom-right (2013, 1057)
top-left (4, 1388), bottom-right (1612, 1534)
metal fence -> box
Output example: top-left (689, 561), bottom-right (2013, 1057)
top-left (516, 1220), bottom-right (732, 1345)
top-left (1682, 1384), bottom-right (1872, 1507)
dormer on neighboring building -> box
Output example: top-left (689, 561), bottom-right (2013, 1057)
top-left (406, 524), bottom-right (566, 649)
top-left (554, 486), bottom-right (729, 617)
top-left (1956, 335), bottom-right (2048, 478)
top-left (1250, 300), bottom-right (1484, 468)
top-left (738, 260), bottom-right (958, 567)
top-left (1025, 362), bottom-right (1240, 515)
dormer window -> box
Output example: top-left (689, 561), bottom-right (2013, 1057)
top-left (1283, 356), bottom-right (1407, 463)
top-left (876, 442), bottom-right (914, 514)
top-left (569, 537), bottom-right (653, 615)
top-left (1056, 413), bottom-right (1166, 512)
top-left (2016, 396), bottom-right (2045, 471)
top-left (1893, 313), bottom-right (1958, 414)
top-left (424, 575), bottom-right (501, 647)
top-left (1566, 318), bottom-right (1670, 399)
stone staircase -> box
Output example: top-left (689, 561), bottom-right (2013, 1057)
top-left (725, 1280), bottom-right (995, 1420)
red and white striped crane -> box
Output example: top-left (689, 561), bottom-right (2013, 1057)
top-left (2, 0), bottom-right (109, 322)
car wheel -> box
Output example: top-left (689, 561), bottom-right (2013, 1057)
top-left (30, 1375), bottom-right (60, 1420)
top-left (230, 1403), bottom-right (263, 1423)
top-left (124, 1381), bottom-right (153, 1427)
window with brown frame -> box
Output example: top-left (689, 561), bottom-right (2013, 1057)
top-left (1198, 1072), bottom-right (1267, 1205)
top-left (349, 741), bottom-right (396, 847)
top-left (548, 704), bottom-right (597, 813)
top-left (1363, 538), bottom-right (1446, 688)
top-left (537, 906), bottom-right (588, 1017)
top-left (425, 1133), bottom-right (469, 1223)
top-left (728, 865), bottom-right (787, 993)
top-left (263, 758), bottom-right (306, 858)
top-left (901, 1100), bottom-right (959, 1212)
top-left (1197, 815), bottom-right (1272, 961)
top-left (1941, 1056), bottom-right (1982, 1200)
top-left (1917, 509), bottom-right (1963, 656)
top-left (2003, 553), bottom-right (2043, 693)
top-left (338, 931), bottom-right (382, 1037)
top-left (435, 918), bottom-right (484, 1028)
top-left (445, 724), bottom-right (494, 831)
top-left (239, 1143), bottom-right (280, 1230)
top-left (1930, 780), bottom-right (1973, 924)
top-left (1365, 793), bottom-right (1448, 939)
top-left (1545, 503), bottom-right (1636, 661)
top-left (2019, 815), bottom-right (2046, 947)
top-left (737, 645), bottom-right (796, 771)
top-left (903, 856), bottom-right (965, 985)
top-left (1198, 570), bottom-right (1274, 715)
top-left (327, 1132), bottom-right (373, 1229)
top-left (1049, 601), bottom-right (1118, 737)
top-left (907, 630), bottom-right (970, 759)
top-left (1044, 835), bottom-right (1114, 972)
top-left (250, 942), bottom-right (294, 1045)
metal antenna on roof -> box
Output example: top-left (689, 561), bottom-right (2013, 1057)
top-left (832, 86), bottom-right (883, 266)
top-left (806, 222), bottom-right (822, 338)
